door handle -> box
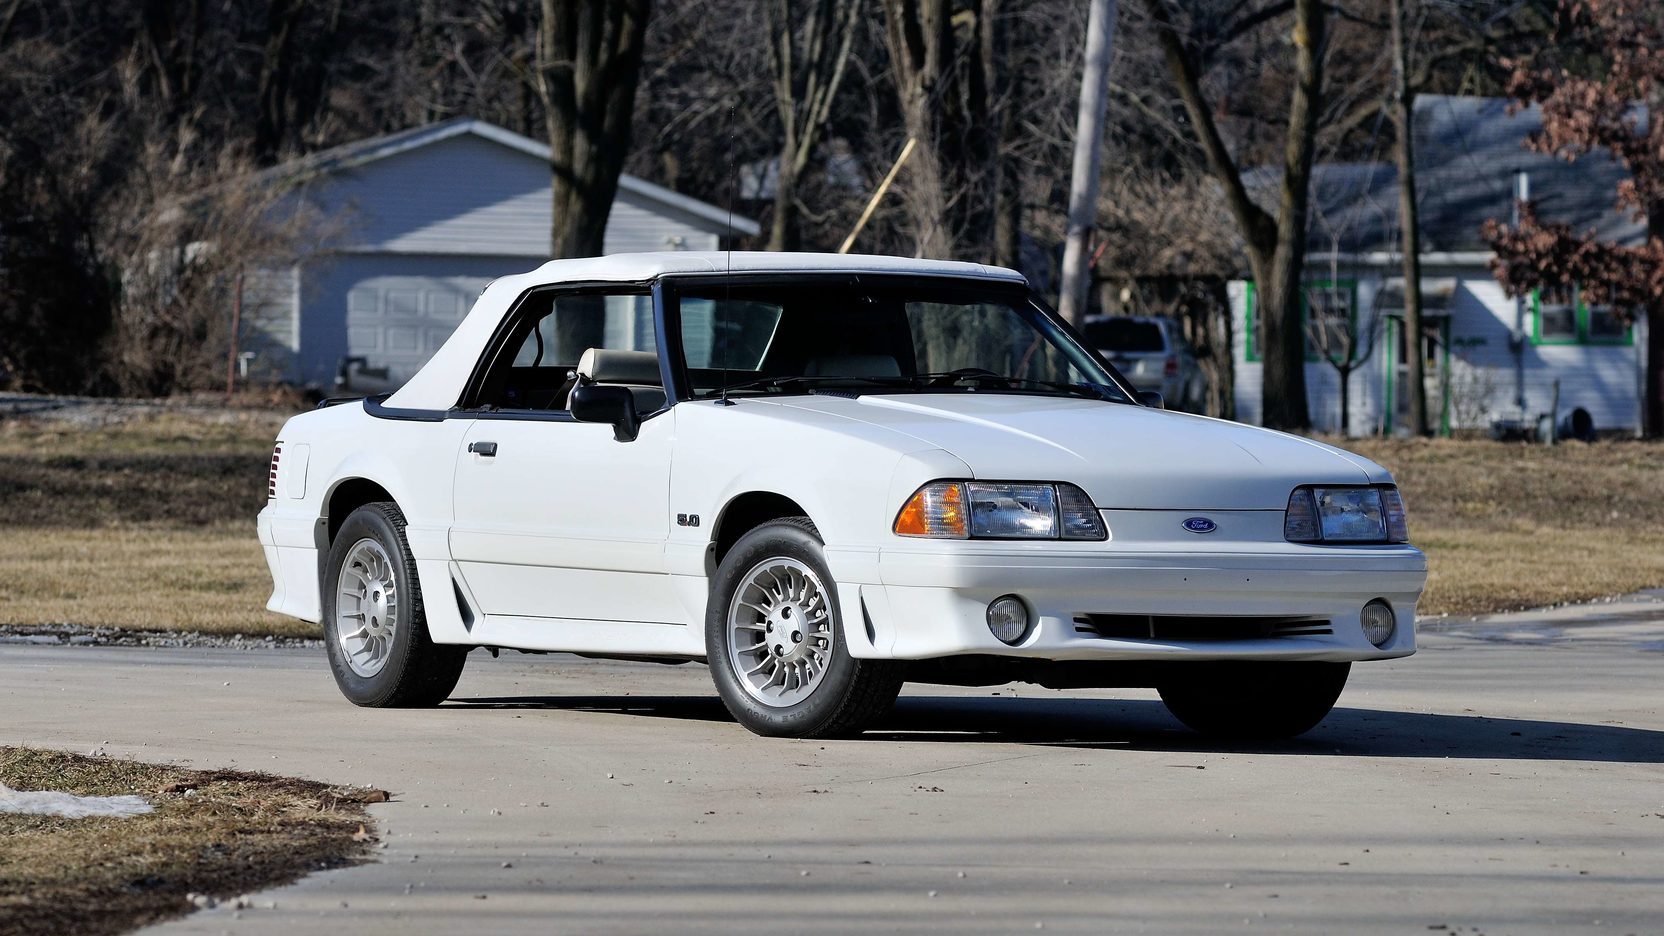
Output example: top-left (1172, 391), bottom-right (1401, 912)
top-left (468, 441), bottom-right (498, 457)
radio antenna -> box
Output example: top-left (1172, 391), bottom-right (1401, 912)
top-left (718, 97), bottom-right (736, 406)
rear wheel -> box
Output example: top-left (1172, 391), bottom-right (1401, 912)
top-left (1157, 662), bottom-right (1350, 739)
top-left (323, 502), bottom-right (468, 707)
top-left (707, 518), bottom-right (904, 737)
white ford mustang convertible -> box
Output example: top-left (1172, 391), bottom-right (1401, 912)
top-left (258, 252), bottom-right (1425, 739)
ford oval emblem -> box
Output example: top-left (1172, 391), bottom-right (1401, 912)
top-left (1182, 517), bottom-right (1217, 534)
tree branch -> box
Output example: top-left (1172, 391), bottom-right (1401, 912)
top-left (1144, 0), bottom-right (1277, 254)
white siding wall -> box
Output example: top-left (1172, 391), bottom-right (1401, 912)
top-left (306, 134), bottom-right (723, 258)
top-left (241, 265), bottom-right (301, 382)
top-left (1232, 267), bottom-right (1645, 435)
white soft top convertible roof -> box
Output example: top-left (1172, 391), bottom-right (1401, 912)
top-left (384, 252), bottom-right (1027, 410)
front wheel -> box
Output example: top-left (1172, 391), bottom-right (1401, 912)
top-left (706, 518), bottom-right (904, 737)
top-left (322, 502), bottom-right (468, 707)
top-left (1157, 662), bottom-right (1350, 739)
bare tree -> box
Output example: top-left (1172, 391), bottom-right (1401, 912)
top-left (104, 134), bottom-right (340, 395)
top-left (1141, 0), bottom-right (1325, 432)
top-left (1304, 281), bottom-right (1382, 436)
top-left (536, 0), bottom-right (651, 259)
top-left (763, 0), bottom-right (862, 251)
top-left (878, 0), bottom-right (1011, 263)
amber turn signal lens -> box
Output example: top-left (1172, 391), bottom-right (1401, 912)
top-left (894, 481), bottom-right (969, 538)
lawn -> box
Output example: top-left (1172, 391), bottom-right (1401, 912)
top-left (0, 747), bottom-right (380, 936)
top-left (0, 405), bottom-right (306, 637)
top-left (1, 402), bottom-right (1660, 633)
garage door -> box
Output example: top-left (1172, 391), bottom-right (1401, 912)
top-left (344, 274), bottom-right (494, 388)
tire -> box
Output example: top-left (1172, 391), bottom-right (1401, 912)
top-left (1157, 662), bottom-right (1350, 740)
top-left (322, 502), bottom-right (468, 708)
top-left (706, 518), bottom-right (904, 738)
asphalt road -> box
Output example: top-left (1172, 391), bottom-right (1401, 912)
top-left (4, 600), bottom-right (1663, 935)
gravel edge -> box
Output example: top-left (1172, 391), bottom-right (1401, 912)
top-left (0, 623), bottom-right (323, 650)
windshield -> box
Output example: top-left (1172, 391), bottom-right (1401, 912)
top-left (670, 277), bottom-right (1131, 403)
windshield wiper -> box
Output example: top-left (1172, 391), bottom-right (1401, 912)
top-left (711, 372), bottom-right (1126, 403)
top-left (906, 372), bottom-right (1125, 402)
top-left (712, 374), bottom-right (911, 395)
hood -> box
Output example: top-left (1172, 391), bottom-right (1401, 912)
top-left (766, 393), bottom-right (1388, 510)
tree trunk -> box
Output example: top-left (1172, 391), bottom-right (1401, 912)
top-left (1145, 0), bottom-right (1319, 431)
top-left (879, 0), bottom-right (1003, 262)
top-left (1057, 0), bottom-right (1118, 325)
top-left (1391, 0), bottom-right (1428, 436)
top-left (1208, 280), bottom-right (1236, 420)
top-left (539, 0), bottom-right (651, 260)
top-left (1337, 365), bottom-right (1351, 435)
top-left (984, 0), bottom-right (1020, 270)
top-left (1258, 0), bottom-right (1323, 432)
top-left (1647, 201), bottom-right (1664, 438)
top-left (768, 158), bottom-right (801, 251)
top-left (1258, 244), bottom-right (1310, 430)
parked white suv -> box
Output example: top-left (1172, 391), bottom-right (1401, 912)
top-left (1082, 315), bottom-right (1206, 412)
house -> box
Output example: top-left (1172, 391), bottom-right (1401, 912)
top-left (241, 119), bottom-right (758, 392)
top-left (1231, 95), bottom-right (1650, 436)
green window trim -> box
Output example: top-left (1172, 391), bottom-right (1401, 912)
top-left (1243, 279), bottom-right (1359, 363)
top-left (1530, 285), bottom-right (1635, 347)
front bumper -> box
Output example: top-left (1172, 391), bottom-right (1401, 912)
top-left (861, 541), bottom-right (1426, 662)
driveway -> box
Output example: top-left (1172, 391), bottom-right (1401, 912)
top-left (4, 600), bottom-right (1662, 934)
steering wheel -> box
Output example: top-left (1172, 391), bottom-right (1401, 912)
top-left (927, 367), bottom-right (1004, 387)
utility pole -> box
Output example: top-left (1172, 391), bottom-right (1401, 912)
top-left (1057, 0), bottom-right (1118, 325)
top-left (226, 269), bottom-right (245, 399)
top-left (1390, 0), bottom-right (1428, 435)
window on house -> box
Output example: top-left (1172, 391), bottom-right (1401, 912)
top-left (1532, 283), bottom-right (1632, 345)
top-left (1534, 284), bottom-right (1578, 343)
top-left (1586, 303), bottom-right (1629, 342)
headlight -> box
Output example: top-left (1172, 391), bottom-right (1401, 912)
top-left (1285, 485), bottom-right (1409, 544)
top-left (894, 481), bottom-right (1107, 540)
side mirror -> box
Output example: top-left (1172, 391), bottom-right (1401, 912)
top-left (1137, 389), bottom-right (1165, 410)
top-left (569, 384), bottom-right (640, 442)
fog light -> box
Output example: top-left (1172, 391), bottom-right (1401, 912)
top-left (1360, 600), bottom-right (1396, 648)
top-left (986, 596), bottom-right (1030, 645)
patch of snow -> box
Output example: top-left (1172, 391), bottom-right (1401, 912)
top-left (0, 783), bottom-right (154, 818)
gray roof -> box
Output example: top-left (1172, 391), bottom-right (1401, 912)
top-left (1254, 94), bottom-right (1644, 257)
top-left (261, 117), bottom-right (759, 237)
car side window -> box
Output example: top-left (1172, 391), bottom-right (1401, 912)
top-left (473, 291), bottom-right (655, 411)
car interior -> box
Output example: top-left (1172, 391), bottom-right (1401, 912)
top-left (470, 291), bottom-right (663, 414)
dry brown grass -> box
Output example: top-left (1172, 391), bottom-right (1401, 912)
top-left (0, 525), bottom-right (314, 637)
top-left (1334, 437), bottom-right (1664, 615)
top-left (0, 405), bottom-right (315, 636)
top-left (0, 407), bottom-right (292, 458)
top-left (0, 747), bottom-right (380, 936)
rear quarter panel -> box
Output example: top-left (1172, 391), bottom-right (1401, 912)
top-left (263, 402), bottom-right (471, 623)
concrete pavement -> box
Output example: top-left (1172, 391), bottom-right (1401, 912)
top-left (3, 604), bottom-right (1662, 935)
